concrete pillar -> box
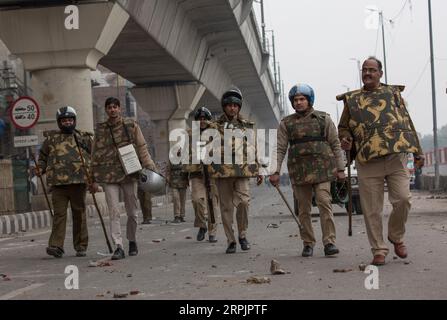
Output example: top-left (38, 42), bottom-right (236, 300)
top-left (0, 2), bottom-right (129, 135)
top-left (131, 83), bottom-right (205, 162)
top-left (31, 68), bottom-right (94, 135)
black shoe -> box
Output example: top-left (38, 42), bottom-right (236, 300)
top-left (180, 217), bottom-right (186, 222)
top-left (208, 235), bottom-right (217, 243)
top-left (111, 246), bottom-right (125, 260)
top-left (226, 242), bottom-right (237, 254)
top-left (46, 246), bottom-right (64, 258)
top-left (197, 228), bottom-right (207, 241)
top-left (142, 219), bottom-right (152, 225)
top-left (301, 245), bottom-right (313, 257)
top-left (75, 250), bottom-right (86, 257)
top-left (129, 241), bottom-right (138, 256)
top-left (239, 237), bottom-right (251, 251)
top-left (324, 243), bottom-right (339, 256)
top-left (173, 217), bottom-right (182, 223)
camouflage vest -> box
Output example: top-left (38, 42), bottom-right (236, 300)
top-left (207, 114), bottom-right (259, 178)
top-left (285, 111), bottom-right (336, 185)
top-left (343, 85), bottom-right (421, 163)
top-left (42, 130), bottom-right (92, 187)
top-left (169, 164), bottom-right (189, 188)
top-left (91, 118), bottom-right (137, 184)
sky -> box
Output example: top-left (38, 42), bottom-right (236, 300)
top-left (254, 0), bottom-right (447, 136)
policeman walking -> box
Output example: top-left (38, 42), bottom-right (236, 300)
top-left (337, 57), bottom-right (424, 266)
top-left (211, 87), bottom-right (263, 254)
top-left (270, 84), bottom-right (345, 257)
top-left (37, 106), bottom-right (93, 258)
top-left (187, 107), bottom-right (219, 242)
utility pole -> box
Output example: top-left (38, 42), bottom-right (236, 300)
top-left (379, 11), bottom-right (388, 84)
top-left (428, 0), bottom-right (440, 190)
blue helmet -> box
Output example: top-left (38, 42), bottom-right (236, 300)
top-left (288, 84), bottom-right (315, 107)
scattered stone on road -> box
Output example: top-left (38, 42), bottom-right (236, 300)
top-left (270, 259), bottom-right (286, 275)
top-left (247, 276), bottom-right (271, 284)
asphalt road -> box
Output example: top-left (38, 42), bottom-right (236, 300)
top-left (1, 184), bottom-right (446, 300)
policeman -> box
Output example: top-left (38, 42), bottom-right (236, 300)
top-left (187, 107), bottom-right (219, 242)
top-left (37, 106), bottom-right (93, 258)
top-left (211, 87), bottom-right (263, 254)
top-left (168, 162), bottom-right (189, 223)
top-left (337, 57), bottom-right (424, 266)
top-left (270, 84), bottom-right (345, 257)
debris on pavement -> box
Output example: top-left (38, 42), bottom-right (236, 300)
top-left (185, 236), bottom-right (192, 239)
top-left (333, 268), bottom-right (353, 273)
top-left (270, 260), bottom-right (286, 275)
top-left (267, 223), bottom-right (279, 229)
top-left (1, 274), bottom-right (11, 281)
top-left (113, 293), bottom-right (128, 299)
top-left (88, 259), bottom-right (113, 267)
top-left (129, 290), bottom-right (140, 295)
top-left (152, 238), bottom-right (165, 243)
top-left (358, 264), bottom-right (367, 271)
top-left (247, 276), bottom-right (271, 284)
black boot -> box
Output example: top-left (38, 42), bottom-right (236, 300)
top-left (324, 243), bottom-right (339, 256)
top-left (46, 246), bottom-right (64, 258)
top-left (226, 242), bottom-right (237, 254)
top-left (301, 245), bottom-right (313, 257)
top-left (197, 228), bottom-right (207, 241)
top-left (129, 241), bottom-right (138, 256)
top-left (111, 246), bottom-right (125, 260)
top-left (239, 237), bottom-right (251, 251)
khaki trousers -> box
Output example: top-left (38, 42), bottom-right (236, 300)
top-left (357, 153), bottom-right (411, 257)
top-left (190, 177), bottom-right (219, 236)
top-left (49, 184), bottom-right (88, 252)
top-left (104, 180), bottom-right (138, 248)
top-left (293, 181), bottom-right (336, 247)
top-left (216, 178), bottom-right (250, 244)
top-left (137, 188), bottom-right (152, 220)
top-left (172, 188), bottom-right (187, 218)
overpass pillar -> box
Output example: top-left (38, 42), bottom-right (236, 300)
top-left (131, 83), bottom-right (206, 162)
top-left (0, 2), bottom-right (129, 135)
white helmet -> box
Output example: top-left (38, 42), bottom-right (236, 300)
top-left (138, 169), bottom-right (167, 195)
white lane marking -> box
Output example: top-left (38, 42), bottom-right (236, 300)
top-left (0, 283), bottom-right (45, 300)
top-left (178, 228), bottom-right (191, 233)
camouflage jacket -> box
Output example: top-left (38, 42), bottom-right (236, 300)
top-left (184, 123), bottom-right (215, 179)
top-left (168, 163), bottom-right (189, 189)
top-left (207, 113), bottom-right (259, 178)
top-left (38, 129), bottom-right (93, 187)
top-left (337, 84), bottom-right (423, 164)
top-left (91, 117), bottom-right (156, 184)
top-left (276, 108), bottom-right (344, 186)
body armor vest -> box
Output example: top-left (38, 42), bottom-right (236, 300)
top-left (285, 111), bottom-right (336, 186)
top-left (343, 85), bottom-right (421, 163)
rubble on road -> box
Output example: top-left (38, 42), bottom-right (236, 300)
top-left (247, 276), bottom-right (271, 284)
top-left (333, 268), bottom-right (353, 273)
top-left (88, 259), bottom-right (113, 267)
top-left (270, 260), bottom-right (286, 275)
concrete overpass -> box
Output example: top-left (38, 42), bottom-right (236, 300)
top-left (0, 0), bottom-right (282, 161)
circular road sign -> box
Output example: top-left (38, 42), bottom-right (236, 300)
top-left (10, 96), bottom-right (40, 129)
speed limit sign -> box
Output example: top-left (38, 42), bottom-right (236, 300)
top-left (10, 96), bottom-right (40, 129)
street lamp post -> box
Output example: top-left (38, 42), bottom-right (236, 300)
top-left (428, 0), bottom-right (440, 190)
top-left (379, 11), bottom-right (388, 84)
